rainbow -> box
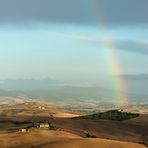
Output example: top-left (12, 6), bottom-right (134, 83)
top-left (85, 1), bottom-right (128, 105)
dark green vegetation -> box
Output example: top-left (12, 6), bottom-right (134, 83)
top-left (72, 110), bottom-right (140, 121)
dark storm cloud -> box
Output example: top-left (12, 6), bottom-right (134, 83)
top-left (0, 0), bottom-right (148, 26)
top-left (116, 74), bottom-right (148, 80)
top-left (0, 0), bottom-right (91, 25)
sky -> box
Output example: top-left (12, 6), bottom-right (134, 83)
top-left (0, 0), bottom-right (148, 92)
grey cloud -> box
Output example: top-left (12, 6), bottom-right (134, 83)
top-left (88, 39), bottom-right (148, 56)
top-left (52, 32), bottom-right (148, 56)
top-left (114, 40), bottom-right (148, 55)
top-left (59, 33), bottom-right (148, 55)
top-left (117, 74), bottom-right (148, 80)
top-left (0, 0), bottom-right (148, 26)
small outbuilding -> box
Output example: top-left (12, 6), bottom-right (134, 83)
top-left (20, 128), bottom-right (28, 132)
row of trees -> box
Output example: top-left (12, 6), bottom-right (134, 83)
top-left (73, 110), bottom-right (139, 121)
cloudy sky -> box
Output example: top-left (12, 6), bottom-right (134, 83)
top-left (0, 0), bottom-right (148, 91)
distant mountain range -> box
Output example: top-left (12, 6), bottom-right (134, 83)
top-left (0, 86), bottom-right (148, 105)
top-left (0, 78), bottom-right (59, 90)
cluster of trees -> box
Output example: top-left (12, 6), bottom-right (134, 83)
top-left (73, 110), bottom-right (139, 121)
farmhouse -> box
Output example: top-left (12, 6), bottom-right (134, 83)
top-left (39, 123), bottom-right (50, 128)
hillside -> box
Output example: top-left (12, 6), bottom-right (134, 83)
top-left (0, 130), bottom-right (145, 148)
top-left (0, 102), bottom-right (147, 147)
